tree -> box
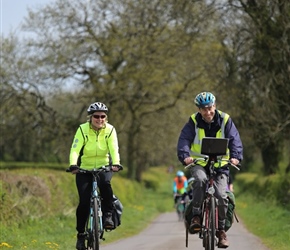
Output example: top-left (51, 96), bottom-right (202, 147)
top-left (0, 36), bottom-right (60, 162)
top-left (18, 0), bottom-right (223, 180)
top-left (215, 0), bottom-right (290, 174)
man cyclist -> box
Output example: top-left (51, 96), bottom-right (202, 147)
top-left (177, 92), bottom-right (243, 248)
top-left (173, 170), bottom-right (188, 206)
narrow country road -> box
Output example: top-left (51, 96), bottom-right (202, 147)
top-left (100, 212), bottom-right (270, 250)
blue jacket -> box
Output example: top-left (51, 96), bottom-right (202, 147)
top-left (177, 110), bottom-right (243, 165)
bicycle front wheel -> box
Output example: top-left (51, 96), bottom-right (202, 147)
top-left (92, 197), bottom-right (100, 250)
top-left (176, 199), bottom-right (185, 221)
top-left (208, 196), bottom-right (216, 250)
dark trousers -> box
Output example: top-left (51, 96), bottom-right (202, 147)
top-left (75, 171), bottom-right (113, 233)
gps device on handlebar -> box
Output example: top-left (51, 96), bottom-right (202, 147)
top-left (201, 137), bottom-right (229, 157)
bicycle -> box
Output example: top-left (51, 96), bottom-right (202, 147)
top-left (175, 193), bottom-right (189, 221)
top-left (184, 138), bottom-right (240, 250)
top-left (66, 165), bottom-right (123, 250)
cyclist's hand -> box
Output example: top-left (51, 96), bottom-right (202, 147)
top-left (69, 165), bottom-right (79, 174)
top-left (230, 158), bottom-right (239, 166)
top-left (184, 157), bottom-right (194, 165)
top-left (112, 165), bottom-right (121, 172)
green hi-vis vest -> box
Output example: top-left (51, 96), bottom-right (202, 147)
top-left (190, 110), bottom-right (230, 168)
top-left (75, 122), bottom-right (116, 167)
top-left (79, 122), bottom-right (114, 145)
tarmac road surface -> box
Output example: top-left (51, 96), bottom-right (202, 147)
top-left (101, 212), bottom-right (270, 250)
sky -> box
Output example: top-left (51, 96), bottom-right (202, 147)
top-left (0, 0), bottom-right (81, 91)
top-left (0, 0), bottom-right (54, 36)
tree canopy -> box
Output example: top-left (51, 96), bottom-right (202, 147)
top-left (1, 0), bottom-right (289, 179)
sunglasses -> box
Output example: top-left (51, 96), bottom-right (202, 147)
top-left (92, 115), bottom-right (106, 119)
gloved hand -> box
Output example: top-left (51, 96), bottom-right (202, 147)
top-left (69, 165), bottom-right (79, 173)
top-left (112, 164), bottom-right (123, 172)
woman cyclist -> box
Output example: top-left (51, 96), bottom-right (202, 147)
top-left (69, 102), bottom-right (122, 250)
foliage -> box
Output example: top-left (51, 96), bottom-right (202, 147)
top-left (218, 0), bottom-right (290, 174)
top-left (235, 172), bottom-right (290, 210)
top-left (0, 0), bottom-right (225, 181)
top-left (0, 165), bottom-right (173, 249)
top-left (1, 0), bottom-right (290, 180)
top-left (0, 161), bottom-right (67, 170)
top-left (0, 36), bottom-right (64, 163)
top-left (235, 191), bottom-right (290, 250)
top-left (1, 164), bottom-right (289, 249)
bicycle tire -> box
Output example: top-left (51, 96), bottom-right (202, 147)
top-left (92, 197), bottom-right (100, 250)
top-left (203, 196), bottom-right (216, 250)
top-left (176, 199), bottom-right (185, 221)
top-left (208, 196), bottom-right (216, 250)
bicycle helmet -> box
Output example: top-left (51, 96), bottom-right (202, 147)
top-left (176, 171), bottom-right (184, 177)
top-left (87, 102), bottom-right (108, 114)
top-left (194, 92), bottom-right (216, 108)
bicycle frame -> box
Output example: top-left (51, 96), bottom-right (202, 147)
top-left (91, 175), bottom-right (103, 232)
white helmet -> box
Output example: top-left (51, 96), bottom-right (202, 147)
top-left (87, 102), bottom-right (108, 114)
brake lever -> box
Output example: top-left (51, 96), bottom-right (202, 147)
top-left (229, 162), bottom-right (241, 171)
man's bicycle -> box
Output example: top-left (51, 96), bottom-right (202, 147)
top-left (184, 138), bottom-right (240, 250)
top-left (66, 165), bottom-right (123, 250)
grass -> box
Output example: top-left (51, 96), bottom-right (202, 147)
top-left (1, 165), bottom-right (290, 250)
top-left (235, 182), bottom-right (290, 250)
top-left (0, 166), bottom-right (174, 249)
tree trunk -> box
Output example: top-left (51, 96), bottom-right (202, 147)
top-left (261, 140), bottom-right (282, 175)
top-left (126, 131), bottom-right (136, 180)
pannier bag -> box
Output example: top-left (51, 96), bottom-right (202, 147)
top-left (184, 191), bottom-right (238, 232)
top-left (112, 195), bottom-right (123, 229)
top-left (225, 191), bottom-right (237, 232)
top-left (184, 199), bottom-right (195, 231)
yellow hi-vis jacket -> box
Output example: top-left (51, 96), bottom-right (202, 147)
top-left (190, 110), bottom-right (230, 168)
top-left (69, 122), bottom-right (120, 170)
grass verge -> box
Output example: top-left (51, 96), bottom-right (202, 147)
top-left (0, 166), bottom-right (174, 249)
top-left (235, 185), bottom-right (290, 250)
top-left (1, 165), bottom-right (289, 250)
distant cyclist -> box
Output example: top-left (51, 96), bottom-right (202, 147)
top-left (173, 170), bottom-right (188, 205)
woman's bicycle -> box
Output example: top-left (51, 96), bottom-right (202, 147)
top-left (184, 138), bottom-right (240, 250)
top-left (66, 165), bottom-right (123, 250)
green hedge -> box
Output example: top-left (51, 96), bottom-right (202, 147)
top-left (0, 161), bottom-right (67, 170)
top-left (235, 172), bottom-right (290, 209)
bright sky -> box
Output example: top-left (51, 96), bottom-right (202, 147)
top-left (0, 0), bottom-right (80, 91)
top-left (0, 0), bottom-right (54, 35)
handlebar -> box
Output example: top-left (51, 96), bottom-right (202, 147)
top-left (66, 164), bottom-right (123, 173)
top-left (185, 158), bottom-right (241, 171)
